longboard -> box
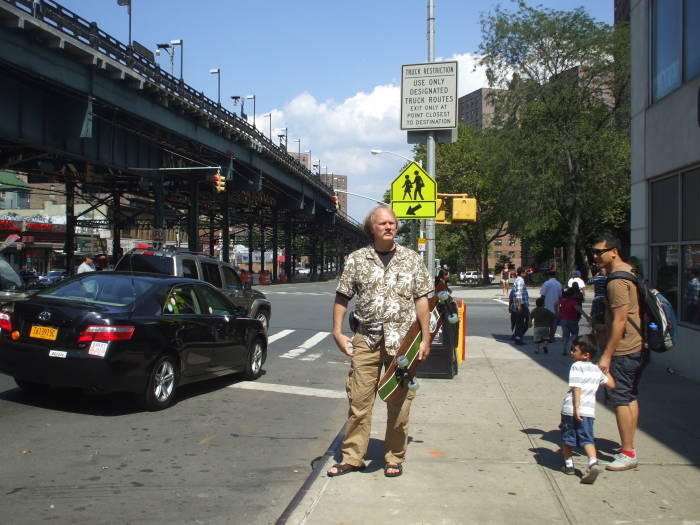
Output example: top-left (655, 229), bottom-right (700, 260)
top-left (377, 286), bottom-right (458, 403)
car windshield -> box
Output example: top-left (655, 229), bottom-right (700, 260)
top-left (35, 274), bottom-right (156, 307)
top-left (115, 254), bottom-right (173, 274)
top-left (0, 256), bottom-right (24, 292)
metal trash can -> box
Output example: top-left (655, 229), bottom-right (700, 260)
top-left (416, 313), bottom-right (459, 379)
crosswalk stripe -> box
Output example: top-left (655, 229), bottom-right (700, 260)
top-left (228, 382), bottom-right (345, 399)
top-left (268, 329), bottom-right (295, 343)
top-left (279, 331), bottom-right (330, 359)
top-left (299, 352), bottom-right (322, 362)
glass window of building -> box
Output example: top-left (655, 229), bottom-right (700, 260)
top-left (683, 168), bottom-right (700, 241)
top-left (651, 176), bottom-right (678, 243)
top-left (650, 169), bottom-right (700, 328)
top-left (684, 0), bottom-right (700, 80)
top-left (682, 246), bottom-right (700, 324)
top-left (652, 0), bottom-right (682, 101)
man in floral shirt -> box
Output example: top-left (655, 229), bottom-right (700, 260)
top-left (327, 205), bottom-right (432, 478)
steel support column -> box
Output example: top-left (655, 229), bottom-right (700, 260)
top-left (188, 176), bottom-right (199, 252)
top-left (284, 215), bottom-right (292, 281)
top-left (310, 225), bottom-right (317, 281)
top-left (111, 189), bottom-right (121, 266)
top-left (64, 178), bottom-right (75, 273)
top-left (247, 222), bottom-right (253, 273)
top-left (319, 237), bottom-right (325, 280)
top-left (259, 215), bottom-right (265, 275)
top-left (221, 188), bottom-right (230, 263)
top-left (209, 209), bottom-right (215, 256)
top-left (153, 173), bottom-right (164, 249)
top-left (271, 211), bottom-right (278, 282)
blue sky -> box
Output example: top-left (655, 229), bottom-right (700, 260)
top-left (57, 0), bottom-right (614, 220)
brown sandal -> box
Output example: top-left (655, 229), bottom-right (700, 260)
top-left (384, 463), bottom-right (403, 477)
top-left (327, 463), bottom-right (366, 477)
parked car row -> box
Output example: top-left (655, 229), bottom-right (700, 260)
top-left (0, 247), bottom-right (272, 411)
top-left (458, 270), bottom-right (496, 284)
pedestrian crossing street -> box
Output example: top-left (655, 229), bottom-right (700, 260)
top-left (267, 328), bottom-right (342, 363)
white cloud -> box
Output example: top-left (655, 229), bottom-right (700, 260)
top-left (253, 54), bottom-right (489, 221)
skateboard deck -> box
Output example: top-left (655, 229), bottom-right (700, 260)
top-left (377, 286), bottom-right (456, 403)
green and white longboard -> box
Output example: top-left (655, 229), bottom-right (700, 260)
top-left (377, 290), bottom-right (451, 403)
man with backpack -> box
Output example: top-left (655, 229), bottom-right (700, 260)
top-left (592, 233), bottom-right (645, 472)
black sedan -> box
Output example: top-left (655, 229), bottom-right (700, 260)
top-left (0, 272), bottom-right (267, 410)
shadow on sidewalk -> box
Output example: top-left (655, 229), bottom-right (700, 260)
top-left (488, 330), bottom-right (700, 467)
top-left (521, 428), bottom-right (618, 470)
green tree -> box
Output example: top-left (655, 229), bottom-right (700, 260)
top-left (416, 124), bottom-right (511, 282)
top-left (479, 2), bottom-right (630, 275)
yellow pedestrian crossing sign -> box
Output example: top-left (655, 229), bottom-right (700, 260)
top-left (390, 162), bottom-right (437, 219)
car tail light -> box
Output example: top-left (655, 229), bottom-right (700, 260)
top-left (0, 311), bottom-right (11, 332)
top-left (77, 325), bottom-right (135, 343)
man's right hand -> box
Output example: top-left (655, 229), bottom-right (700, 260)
top-left (333, 332), bottom-right (354, 357)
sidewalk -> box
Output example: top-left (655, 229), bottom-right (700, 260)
top-left (284, 287), bottom-right (700, 524)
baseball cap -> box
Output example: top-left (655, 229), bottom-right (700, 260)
top-left (574, 270), bottom-right (581, 276)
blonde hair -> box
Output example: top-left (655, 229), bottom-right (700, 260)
top-left (363, 205), bottom-right (396, 239)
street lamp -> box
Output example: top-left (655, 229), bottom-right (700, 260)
top-left (170, 39), bottom-right (183, 80)
top-left (370, 148), bottom-right (421, 167)
top-left (264, 113), bottom-right (272, 140)
top-left (246, 95), bottom-right (256, 127)
top-left (292, 138), bottom-right (301, 163)
top-left (231, 95), bottom-right (244, 118)
top-left (209, 68), bottom-right (220, 105)
top-left (155, 43), bottom-right (175, 75)
top-left (276, 127), bottom-right (287, 149)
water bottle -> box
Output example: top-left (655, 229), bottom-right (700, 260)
top-left (648, 322), bottom-right (659, 349)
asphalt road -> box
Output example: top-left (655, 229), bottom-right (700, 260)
top-left (0, 280), bottom-right (351, 525)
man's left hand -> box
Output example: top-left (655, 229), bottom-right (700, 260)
top-left (418, 339), bottom-right (430, 360)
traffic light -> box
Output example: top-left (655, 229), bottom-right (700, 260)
top-left (331, 193), bottom-right (339, 212)
top-left (452, 196), bottom-right (477, 222)
top-left (435, 197), bottom-right (447, 223)
top-left (213, 170), bottom-right (226, 193)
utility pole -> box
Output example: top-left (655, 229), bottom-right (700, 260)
top-left (425, 0), bottom-right (436, 279)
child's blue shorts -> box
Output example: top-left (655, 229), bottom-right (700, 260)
top-left (560, 414), bottom-right (595, 447)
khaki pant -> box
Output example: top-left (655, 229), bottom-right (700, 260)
top-left (340, 333), bottom-right (415, 467)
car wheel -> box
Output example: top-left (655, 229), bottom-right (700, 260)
top-left (14, 378), bottom-right (49, 394)
top-left (255, 311), bottom-right (269, 331)
top-left (140, 354), bottom-right (178, 411)
top-left (244, 338), bottom-right (265, 380)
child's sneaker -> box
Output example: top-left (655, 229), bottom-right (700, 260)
top-left (561, 465), bottom-right (575, 475)
top-left (580, 462), bottom-right (604, 484)
top-left (606, 453), bottom-right (638, 471)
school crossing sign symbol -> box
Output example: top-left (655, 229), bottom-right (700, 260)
top-left (390, 162), bottom-right (437, 219)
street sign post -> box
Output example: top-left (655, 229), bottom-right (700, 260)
top-left (390, 161), bottom-right (437, 219)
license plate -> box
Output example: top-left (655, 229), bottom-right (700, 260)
top-left (30, 325), bottom-right (58, 341)
top-left (49, 350), bottom-right (67, 358)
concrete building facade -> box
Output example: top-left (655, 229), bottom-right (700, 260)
top-left (630, 0), bottom-right (700, 379)
top-left (320, 173), bottom-right (348, 214)
top-left (457, 88), bottom-right (498, 131)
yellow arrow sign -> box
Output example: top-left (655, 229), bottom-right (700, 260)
top-left (390, 162), bottom-right (437, 219)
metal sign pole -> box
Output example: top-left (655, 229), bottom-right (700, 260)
top-left (425, 0), bottom-right (436, 278)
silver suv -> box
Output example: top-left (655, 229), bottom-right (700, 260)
top-left (115, 248), bottom-right (271, 330)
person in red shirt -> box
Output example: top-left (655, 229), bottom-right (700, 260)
top-left (557, 287), bottom-right (591, 356)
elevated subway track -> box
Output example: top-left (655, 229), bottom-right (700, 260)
top-left (0, 0), bottom-right (364, 279)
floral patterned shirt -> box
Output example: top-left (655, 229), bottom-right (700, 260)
top-left (336, 243), bottom-right (433, 355)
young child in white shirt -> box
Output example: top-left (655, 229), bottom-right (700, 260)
top-left (560, 334), bottom-right (616, 484)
